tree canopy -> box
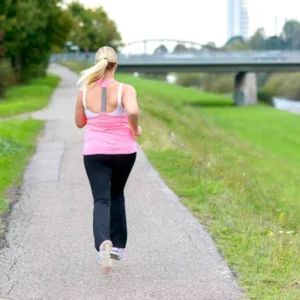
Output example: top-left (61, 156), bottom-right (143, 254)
top-left (67, 2), bottom-right (122, 52)
top-left (225, 19), bottom-right (300, 51)
top-left (154, 44), bottom-right (169, 55)
top-left (1, 0), bottom-right (73, 83)
top-left (0, 0), bottom-right (122, 96)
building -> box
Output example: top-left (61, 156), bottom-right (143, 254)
top-left (227, 0), bottom-right (249, 40)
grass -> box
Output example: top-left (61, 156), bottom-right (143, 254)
top-left (0, 74), bottom-right (60, 117)
top-left (0, 119), bottom-right (44, 213)
top-left (64, 61), bottom-right (300, 299)
top-left (0, 73), bottom-right (60, 214)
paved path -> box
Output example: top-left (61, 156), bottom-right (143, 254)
top-left (0, 64), bottom-right (245, 300)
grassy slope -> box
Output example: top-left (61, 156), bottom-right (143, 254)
top-left (119, 75), bottom-right (300, 300)
top-left (0, 74), bottom-right (60, 117)
top-left (63, 61), bottom-right (300, 299)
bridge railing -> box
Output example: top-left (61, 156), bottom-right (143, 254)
top-left (51, 50), bottom-right (300, 64)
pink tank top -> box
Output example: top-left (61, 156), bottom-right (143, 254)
top-left (82, 80), bottom-right (138, 155)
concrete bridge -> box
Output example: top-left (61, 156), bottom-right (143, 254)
top-left (115, 52), bottom-right (300, 106)
top-left (52, 38), bottom-right (300, 106)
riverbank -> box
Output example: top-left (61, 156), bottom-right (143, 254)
top-left (62, 60), bottom-right (300, 299)
top-left (169, 73), bottom-right (300, 115)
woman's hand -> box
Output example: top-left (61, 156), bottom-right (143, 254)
top-left (133, 125), bottom-right (142, 137)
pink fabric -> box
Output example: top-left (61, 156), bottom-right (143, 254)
top-left (83, 114), bottom-right (138, 155)
top-left (96, 79), bottom-right (114, 87)
top-left (83, 80), bottom-right (138, 155)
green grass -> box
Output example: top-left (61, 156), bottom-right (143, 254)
top-left (0, 74), bottom-right (60, 117)
top-left (0, 73), bottom-right (59, 213)
top-left (64, 61), bottom-right (300, 299)
top-left (60, 61), bottom-right (88, 74)
top-left (0, 119), bottom-right (44, 213)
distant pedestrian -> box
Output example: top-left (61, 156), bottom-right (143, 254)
top-left (75, 46), bottom-right (142, 273)
top-left (84, 47), bottom-right (90, 61)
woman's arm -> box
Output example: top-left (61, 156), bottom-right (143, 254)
top-left (75, 90), bottom-right (87, 128)
top-left (122, 84), bottom-right (142, 136)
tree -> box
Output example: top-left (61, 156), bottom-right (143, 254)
top-left (249, 28), bottom-right (266, 50)
top-left (3, 0), bottom-right (73, 83)
top-left (282, 20), bottom-right (300, 50)
top-left (224, 35), bottom-right (250, 50)
top-left (68, 2), bottom-right (122, 52)
top-left (0, 30), bottom-right (6, 98)
top-left (154, 44), bottom-right (168, 55)
top-left (264, 36), bottom-right (285, 50)
top-left (205, 42), bottom-right (216, 48)
top-left (173, 44), bottom-right (188, 53)
top-left (225, 36), bottom-right (245, 46)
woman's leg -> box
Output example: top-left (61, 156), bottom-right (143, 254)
top-left (84, 154), bottom-right (112, 251)
top-left (110, 152), bottom-right (137, 248)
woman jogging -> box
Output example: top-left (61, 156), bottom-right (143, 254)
top-left (74, 46), bottom-right (142, 273)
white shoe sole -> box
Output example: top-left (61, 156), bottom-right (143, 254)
top-left (99, 241), bottom-right (112, 273)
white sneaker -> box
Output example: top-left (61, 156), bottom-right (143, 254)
top-left (98, 240), bottom-right (113, 273)
top-left (111, 247), bottom-right (126, 261)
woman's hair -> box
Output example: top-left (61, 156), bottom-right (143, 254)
top-left (77, 46), bottom-right (117, 88)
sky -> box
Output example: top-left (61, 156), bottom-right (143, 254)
top-left (67, 0), bottom-right (300, 53)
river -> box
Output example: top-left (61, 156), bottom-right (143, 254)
top-left (273, 98), bottom-right (300, 114)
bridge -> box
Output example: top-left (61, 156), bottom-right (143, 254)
top-left (52, 39), bottom-right (300, 106)
top-left (116, 53), bottom-right (300, 73)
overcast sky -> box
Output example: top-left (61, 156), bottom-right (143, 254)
top-left (67, 0), bottom-right (300, 53)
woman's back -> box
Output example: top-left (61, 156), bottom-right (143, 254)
top-left (84, 80), bottom-right (124, 116)
top-left (82, 80), bottom-right (138, 155)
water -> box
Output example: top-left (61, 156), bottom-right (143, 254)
top-left (273, 98), bottom-right (300, 114)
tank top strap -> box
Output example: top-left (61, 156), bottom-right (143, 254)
top-left (117, 83), bottom-right (123, 105)
top-left (101, 87), bottom-right (107, 112)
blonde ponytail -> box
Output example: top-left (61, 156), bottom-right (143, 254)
top-left (77, 46), bottom-right (118, 89)
top-left (77, 59), bottom-right (108, 88)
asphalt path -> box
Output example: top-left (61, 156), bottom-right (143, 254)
top-left (0, 64), bottom-right (245, 300)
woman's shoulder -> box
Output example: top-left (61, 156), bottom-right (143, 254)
top-left (119, 82), bottom-right (136, 94)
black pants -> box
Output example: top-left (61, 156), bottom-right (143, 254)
top-left (84, 153), bottom-right (137, 251)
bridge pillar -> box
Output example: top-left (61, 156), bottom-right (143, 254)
top-left (234, 72), bottom-right (257, 106)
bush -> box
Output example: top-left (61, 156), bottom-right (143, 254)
top-left (141, 73), bottom-right (168, 81)
top-left (257, 73), bottom-right (271, 88)
top-left (203, 74), bottom-right (234, 94)
top-left (264, 73), bottom-right (300, 100)
top-left (257, 88), bottom-right (274, 106)
top-left (176, 73), bottom-right (234, 94)
top-left (0, 59), bottom-right (16, 99)
top-left (176, 73), bottom-right (205, 88)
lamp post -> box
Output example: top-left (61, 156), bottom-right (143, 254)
top-left (64, 41), bottom-right (73, 60)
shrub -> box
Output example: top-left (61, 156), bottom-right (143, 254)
top-left (0, 59), bottom-right (16, 99)
top-left (257, 88), bottom-right (274, 106)
top-left (264, 73), bottom-right (300, 100)
top-left (205, 74), bottom-right (234, 94)
top-left (176, 73), bottom-right (205, 88)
